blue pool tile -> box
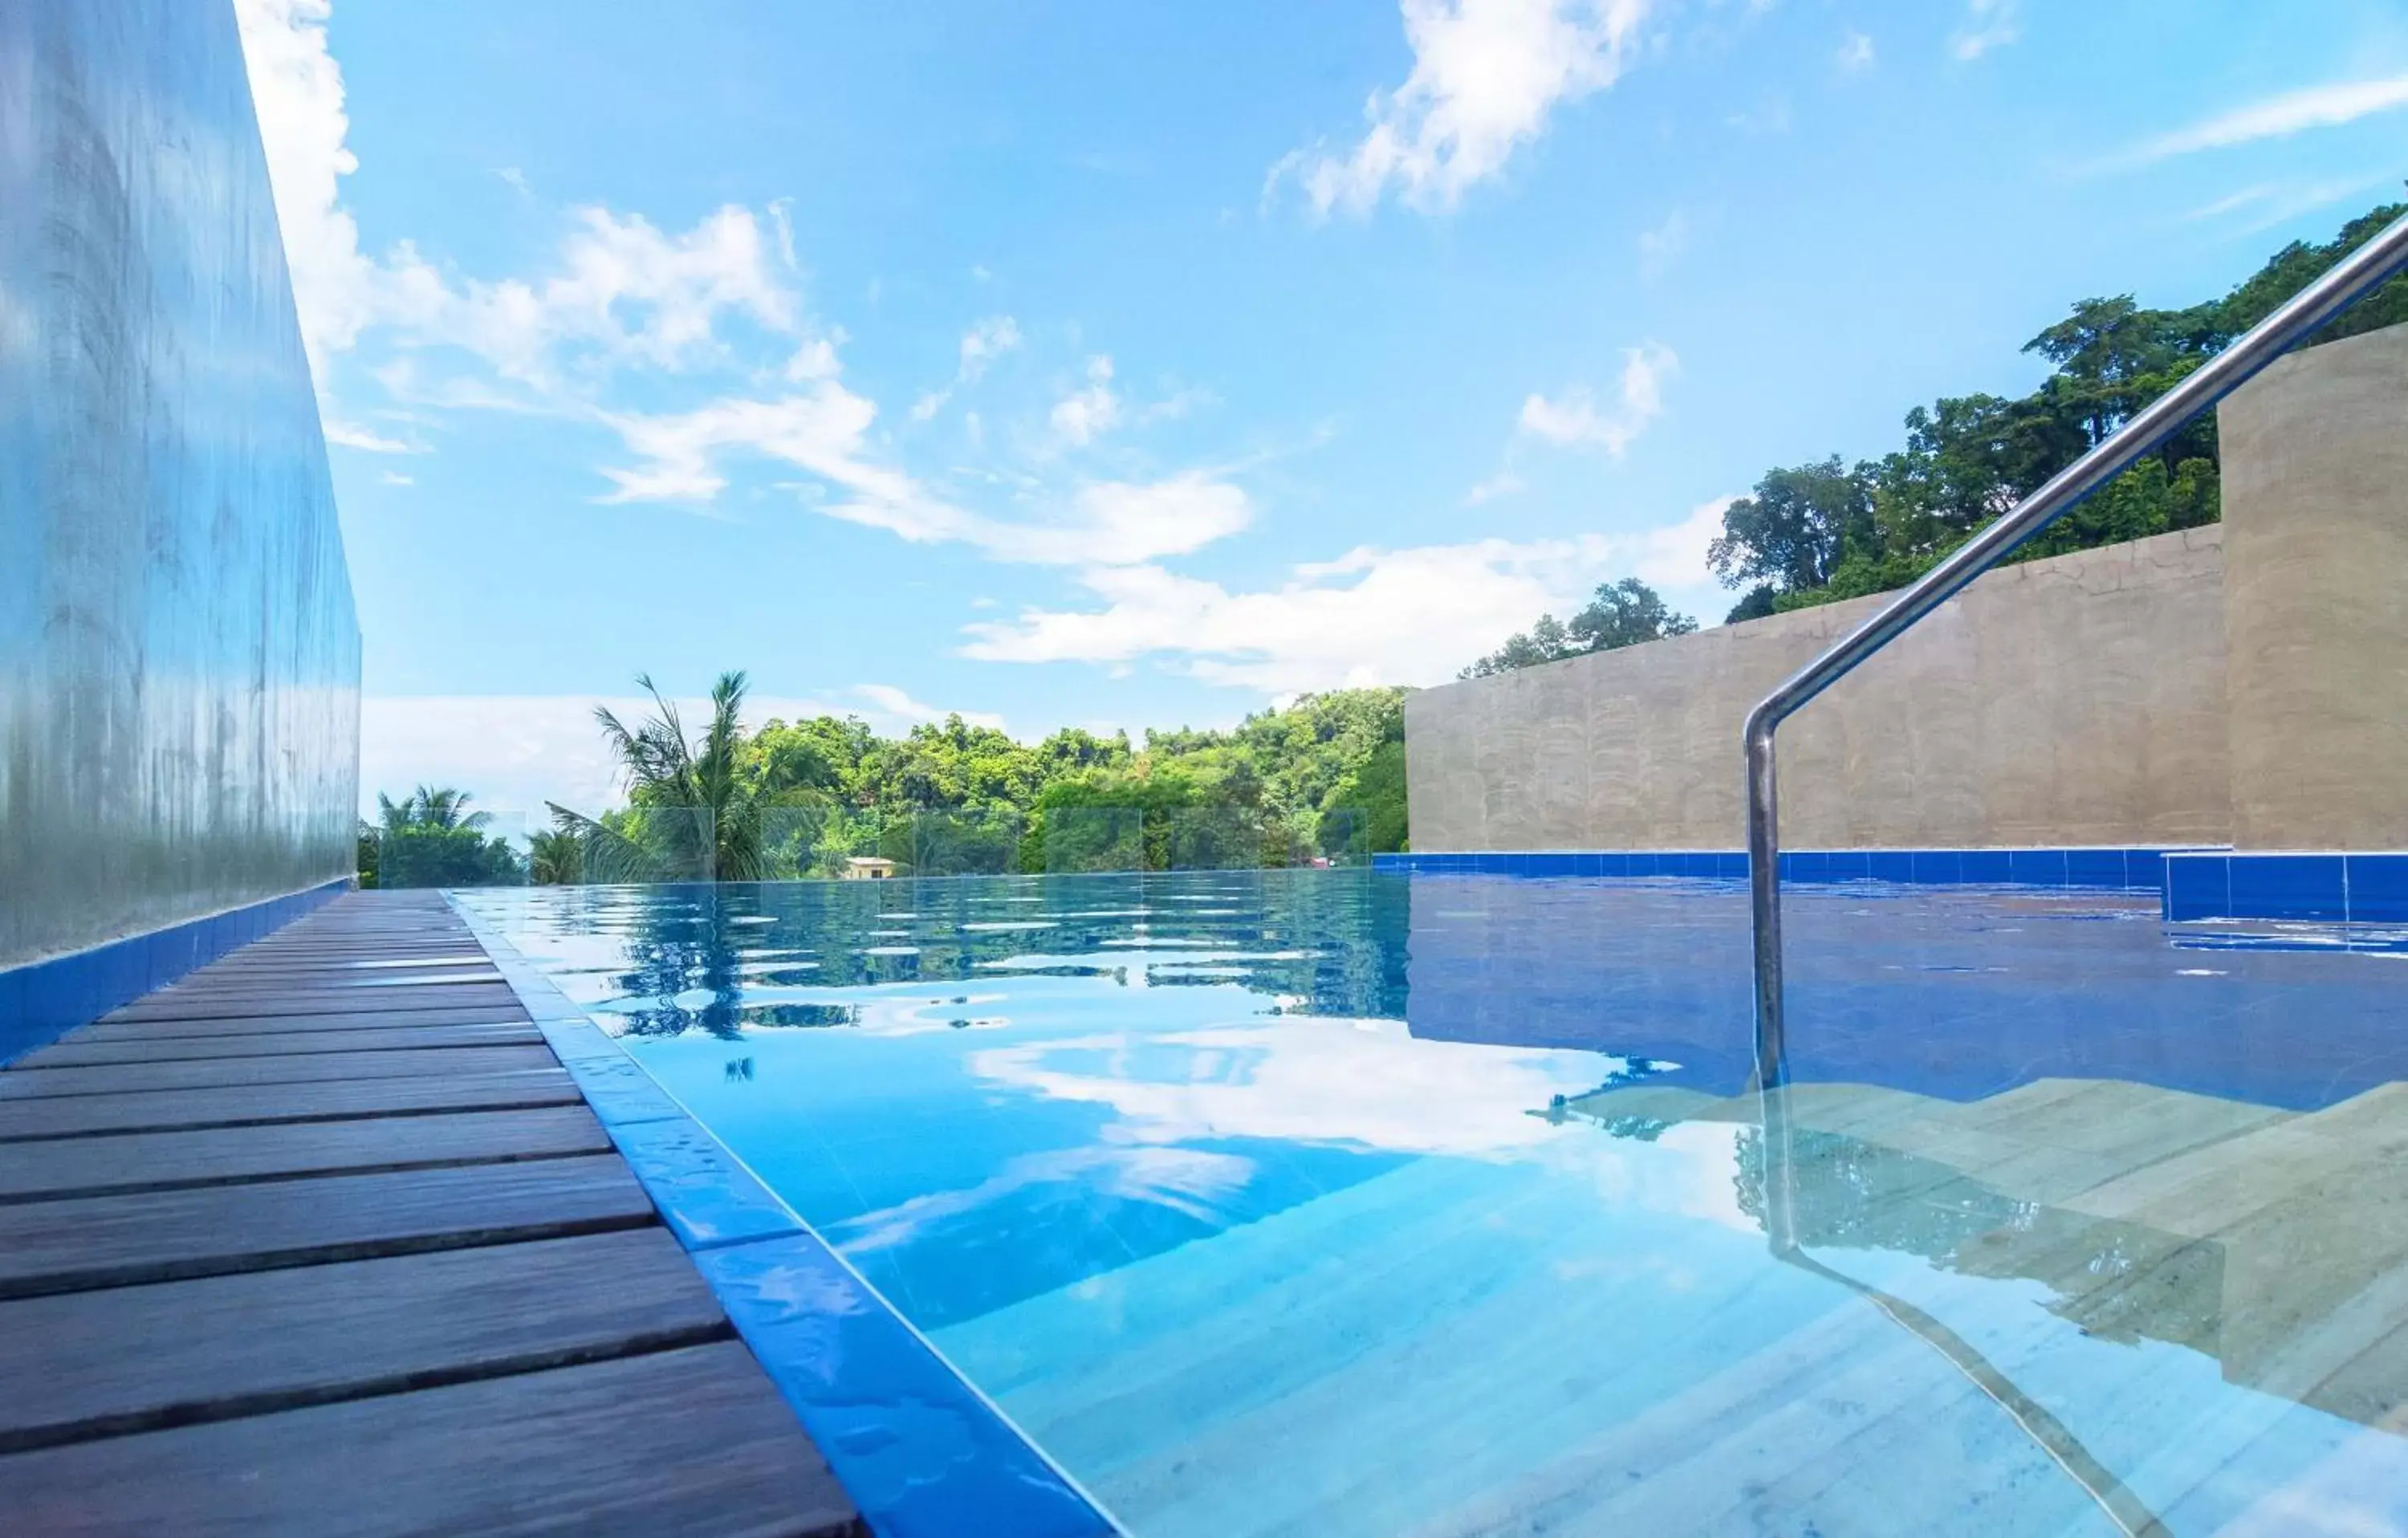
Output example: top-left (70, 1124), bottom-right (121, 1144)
top-left (1785, 852), bottom-right (1830, 883)
top-left (1573, 852), bottom-right (1605, 877)
top-left (1535, 852), bottom-right (1576, 877)
top-left (1827, 851), bottom-right (1871, 882)
top-left (1592, 852), bottom-right (1629, 878)
top-left (1506, 852), bottom-right (1532, 876)
top-left (2007, 848), bottom-right (2069, 886)
top-left (2226, 853), bottom-right (2349, 922)
top-left (1715, 852), bottom-right (1748, 880)
top-left (1909, 850), bottom-right (1963, 885)
top-left (2165, 854), bottom-right (2231, 921)
top-left (2126, 849), bottom-right (2166, 893)
top-left (2065, 849), bottom-right (2128, 889)
top-left (694, 1235), bottom-right (1117, 1538)
top-left (1866, 852), bottom-right (1914, 884)
top-left (2348, 855), bottom-right (2408, 923)
top-left (1959, 849), bottom-right (2012, 884)
top-left (608, 1117), bottom-right (803, 1251)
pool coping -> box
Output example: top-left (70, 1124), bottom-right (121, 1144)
top-left (446, 894), bottom-right (1125, 1538)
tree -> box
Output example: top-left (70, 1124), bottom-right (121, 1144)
top-left (1569, 577), bottom-right (1699, 651)
top-left (550, 672), bottom-right (773, 881)
top-left (1706, 458), bottom-right (1874, 596)
top-left (1462, 578), bottom-right (1696, 678)
top-left (1704, 201), bottom-right (2407, 616)
top-left (364, 786), bottom-right (524, 888)
top-left (1320, 739), bottom-right (1407, 856)
top-left (527, 827), bottom-right (584, 885)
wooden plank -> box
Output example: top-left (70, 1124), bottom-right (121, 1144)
top-left (104, 982), bottom-right (525, 1023)
top-left (0, 1154), bottom-right (654, 1299)
top-left (0, 1342), bottom-right (862, 1537)
top-left (0, 1229), bottom-right (726, 1452)
top-left (0, 1105), bottom-right (610, 1204)
top-left (0, 1069), bottom-right (583, 1142)
top-left (157, 970), bottom-right (503, 996)
top-left (0, 1044), bottom-right (563, 1098)
top-left (16, 1020), bottom-right (545, 1068)
top-left (71, 1004), bottom-right (535, 1042)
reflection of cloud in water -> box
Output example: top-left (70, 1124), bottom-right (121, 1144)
top-left (969, 1019), bottom-right (1634, 1162)
top-left (735, 989), bottom-right (1016, 1036)
top-left (840, 1145), bottom-right (1255, 1257)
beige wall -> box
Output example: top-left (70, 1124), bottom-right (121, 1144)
top-left (1406, 527), bottom-right (2232, 851)
top-left (2220, 323), bottom-right (2408, 851)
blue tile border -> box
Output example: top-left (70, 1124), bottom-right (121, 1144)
top-left (449, 898), bottom-right (1121, 1538)
top-left (1373, 847), bottom-right (2209, 893)
top-left (2165, 851), bottom-right (2408, 923)
top-left (0, 876), bottom-right (352, 1065)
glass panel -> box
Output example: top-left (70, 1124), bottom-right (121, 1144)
top-left (360, 804), bottom-right (532, 889)
top-left (1038, 807), bottom-right (1145, 873)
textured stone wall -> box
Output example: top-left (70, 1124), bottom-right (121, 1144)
top-left (2220, 323), bottom-right (2408, 851)
top-left (1406, 527), bottom-right (2231, 852)
top-left (0, 1), bottom-right (360, 968)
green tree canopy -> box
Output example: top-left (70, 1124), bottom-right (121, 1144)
top-left (1462, 577), bottom-right (1697, 679)
top-left (1708, 202), bottom-right (2406, 623)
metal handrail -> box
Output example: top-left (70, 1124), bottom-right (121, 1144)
top-left (1745, 210), bottom-right (2408, 1089)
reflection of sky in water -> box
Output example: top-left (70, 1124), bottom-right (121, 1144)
top-left (459, 873), bottom-right (2408, 1538)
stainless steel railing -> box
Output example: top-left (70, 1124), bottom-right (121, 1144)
top-left (1744, 210), bottom-right (2408, 1090)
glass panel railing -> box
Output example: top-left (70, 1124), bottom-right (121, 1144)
top-left (360, 805), bottom-right (534, 889)
top-left (356, 797), bottom-right (1396, 885)
top-left (1035, 807), bottom-right (1145, 873)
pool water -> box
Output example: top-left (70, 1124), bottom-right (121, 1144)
top-left (460, 871), bottom-right (2408, 1536)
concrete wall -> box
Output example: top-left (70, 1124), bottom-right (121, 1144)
top-left (2220, 323), bottom-right (2408, 851)
top-left (1407, 527), bottom-right (2231, 852)
top-left (0, 1), bottom-right (360, 969)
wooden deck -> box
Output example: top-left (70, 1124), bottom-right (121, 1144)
top-left (0, 890), bottom-right (864, 1537)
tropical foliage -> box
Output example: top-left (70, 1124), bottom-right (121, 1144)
top-left (1710, 202), bottom-right (2408, 622)
top-left (1462, 576), bottom-right (1698, 678)
top-left (461, 677), bottom-right (1418, 883)
top-left (360, 785), bottom-right (525, 889)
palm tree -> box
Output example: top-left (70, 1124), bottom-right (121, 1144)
top-left (378, 785), bottom-right (489, 833)
top-left (547, 672), bottom-right (768, 882)
top-left (527, 827), bottom-right (584, 885)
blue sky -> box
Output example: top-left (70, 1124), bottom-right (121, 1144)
top-left (232, 0), bottom-right (2408, 813)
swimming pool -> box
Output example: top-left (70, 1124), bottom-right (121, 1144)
top-left (458, 870), bottom-right (2408, 1536)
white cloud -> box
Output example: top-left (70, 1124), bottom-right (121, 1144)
top-left (321, 417), bottom-right (417, 453)
top-left (957, 315), bottom-right (1022, 381)
top-left (1050, 355), bottom-right (1121, 445)
top-left (1836, 31), bottom-right (1876, 74)
top-left (234, 0), bottom-right (368, 372)
top-left (598, 396), bottom-right (1251, 567)
top-left (852, 685), bottom-right (1007, 733)
top-left (598, 385), bottom-right (892, 506)
top-left (1637, 210), bottom-right (1690, 279)
top-left (962, 490), bottom-right (1738, 694)
top-left (1948, 0), bottom-right (2018, 61)
top-left (1628, 494), bottom-right (1736, 600)
top-left (1517, 341), bottom-right (1678, 456)
top-left (970, 1020), bottom-right (1621, 1161)
top-left (961, 535), bottom-right (1623, 692)
top-left (237, 0), bottom-right (811, 395)
top-left (380, 471), bottom-right (414, 486)
top-left (2180, 173), bottom-right (2399, 237)
top-left (910, 315), bottom-right (1022, 421)
top-left (2122, 72), bottom-right (2408, 165)
top-left (1465, 470), bottom-right (1526, 505)
top-left (1272, 0), bottom-right (1653, 217)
